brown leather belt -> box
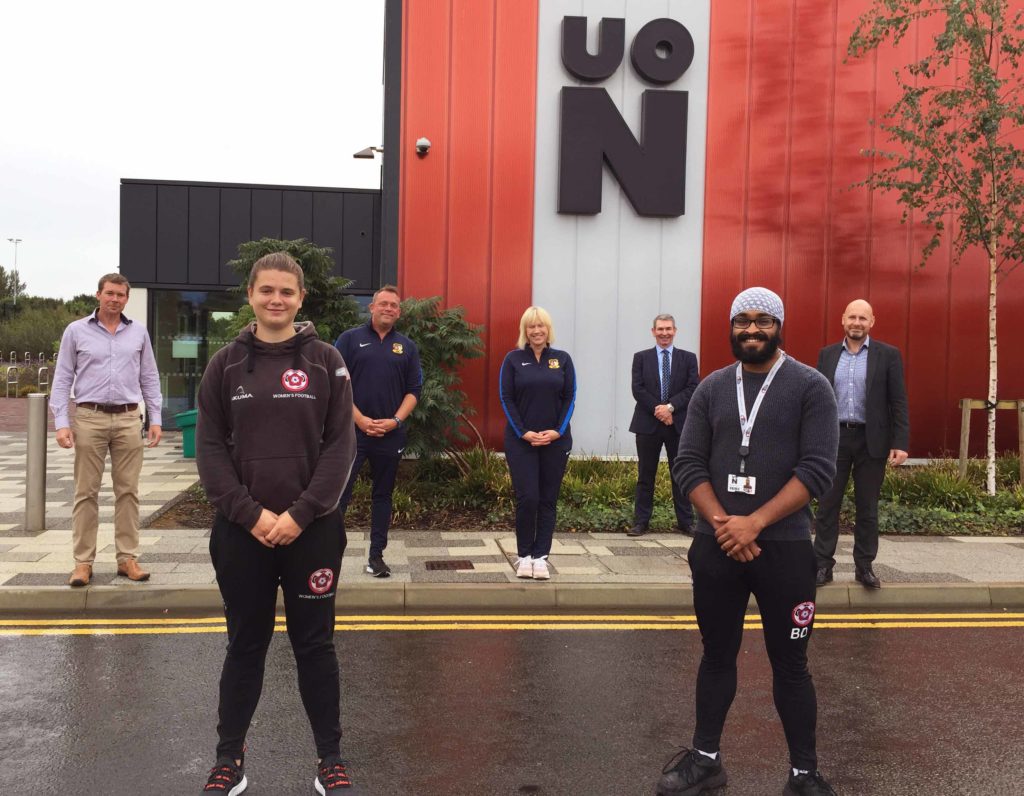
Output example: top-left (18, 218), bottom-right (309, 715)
top-left (76, 402), bottom-right (139, 414)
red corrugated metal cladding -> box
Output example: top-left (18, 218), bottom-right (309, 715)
top-left (398, 0), bottom-right (538, 448)
top-left (701, 0), bottom-right (1024, 456)
top-left (397, 0), bottom-right (1023, 456)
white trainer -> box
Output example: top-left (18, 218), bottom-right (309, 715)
top-left (532, 558), bottom-right (550, 580)
top-left (515, 556), bottom-right (533, 578)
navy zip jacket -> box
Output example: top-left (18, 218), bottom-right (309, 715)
top-left (334, 321), bottom-right (423, 421)
top-left (499, 346), bottom-right (576, 442)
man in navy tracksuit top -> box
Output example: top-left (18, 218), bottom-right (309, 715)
top-left (334, 286), bottom-right (422, 578)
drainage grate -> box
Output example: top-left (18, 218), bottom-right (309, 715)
top-left (424, 560), bottom-right (475, 571)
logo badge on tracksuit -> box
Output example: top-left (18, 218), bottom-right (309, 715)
top-left (548, 358), bottom-right (560, 369)
top-left (791, 601), bottom-right (815, 627)
top-left (281, 369), bottom-right (309, 392)
top-left (308, 568), bottom-right (334, 595)
top-left (392, 343), bottom-right (404, 354)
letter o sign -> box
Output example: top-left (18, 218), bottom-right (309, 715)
top-left (630, 18), bottom-right (695, 85)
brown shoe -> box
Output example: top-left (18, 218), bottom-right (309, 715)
top-left (68, 563), bottom-right (92, 588)
top-left (117, 558), bottom-right (150, 582)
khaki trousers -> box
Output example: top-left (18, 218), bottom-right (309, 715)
top-left (72, 407), bottom-right (145, 564)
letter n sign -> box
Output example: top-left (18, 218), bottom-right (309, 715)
top-left (558, 16), bottom-right (693, 218)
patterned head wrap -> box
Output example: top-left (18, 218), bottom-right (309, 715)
top-left (730, 287), bottom-right (784, 325)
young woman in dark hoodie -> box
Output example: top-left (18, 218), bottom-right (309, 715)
top-left (196, 252), bottom-right (357, 794)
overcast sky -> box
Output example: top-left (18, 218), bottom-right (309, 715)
top-left (0, 1), bottom-right (386, 299)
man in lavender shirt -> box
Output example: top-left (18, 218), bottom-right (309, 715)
top-left (50, 273), bottom-right (163, 587)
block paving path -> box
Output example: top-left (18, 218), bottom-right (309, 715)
top-left (1, 430), bottom-right (1023, 596)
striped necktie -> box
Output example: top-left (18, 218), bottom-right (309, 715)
top-left (660, 349), bottom-right (670, 403)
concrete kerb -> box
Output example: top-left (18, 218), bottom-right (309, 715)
top-left (1, 582), bottom-right (1022, 614)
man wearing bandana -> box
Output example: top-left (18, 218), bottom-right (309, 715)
top-left (655, 288), bottom-right (840, 796)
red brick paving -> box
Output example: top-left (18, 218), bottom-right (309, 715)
top-left (0, 398), bottom-right (56, 433)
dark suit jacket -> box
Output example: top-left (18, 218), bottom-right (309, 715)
top-left (629, 347), bottom-right (700, 435)
top-left (817, 339), bottom-right (910, 459)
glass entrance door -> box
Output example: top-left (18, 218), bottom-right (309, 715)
top-left (149, 289), bottom-right (242, 429)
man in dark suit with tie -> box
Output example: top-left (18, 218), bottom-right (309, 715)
top-left (628, 314), bottom-right (700, 536)
top-left (813, 299), bottom-right (909, 589)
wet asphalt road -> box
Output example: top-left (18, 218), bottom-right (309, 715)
top-left (1, 618), bottom-right (1022, 795)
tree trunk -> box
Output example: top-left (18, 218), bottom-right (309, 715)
top-left (987, 249), bottom-right (998, 496)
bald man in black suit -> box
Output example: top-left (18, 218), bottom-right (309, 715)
top-left (814, 299), bottom-right (909, 589)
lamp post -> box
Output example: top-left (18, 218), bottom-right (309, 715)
top-left (6, 238), bottom-right (21, 304)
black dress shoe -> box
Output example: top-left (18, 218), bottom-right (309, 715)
top-left (626, 523), bottom-right (649, 537)
top-left (855, 568), bottom-right (882, 589)
top-left (815, 566), bottom-right (833, 587)
top-left (674, 521), bottom-right (694, 535)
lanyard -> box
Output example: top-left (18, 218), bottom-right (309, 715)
top-left (735, 352), bottom-right (786, 473)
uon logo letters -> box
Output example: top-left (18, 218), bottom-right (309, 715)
top-left (559, 16), bottom-right (694, 218)
top-left (281, 369), bottom-right (309, 392)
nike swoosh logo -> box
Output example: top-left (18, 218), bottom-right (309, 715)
top-left (521, 361), bottom-right (530, 366)
top-left (359, 342), bottom-right (371, 347)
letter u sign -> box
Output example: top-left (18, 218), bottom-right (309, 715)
top-left (558, 16), bottom-right (694, 218)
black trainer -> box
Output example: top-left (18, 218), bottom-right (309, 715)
top-left (784, 769), bottom-right (837, 796)
top-left (656, 748), bottom-right (727, 795)
top-left (315, 756), bottom-right (353, 792)
top-left (202, 757), bottom-right (247, 794)
top-left (815, 566), bottom-right (833, 587)
top-left (366, 556), bottom-right (391, 578)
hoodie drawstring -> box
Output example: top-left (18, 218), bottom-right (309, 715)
top-left (246, 334), bottom-right (256, 373)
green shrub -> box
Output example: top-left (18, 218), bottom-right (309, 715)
top-left (0, 305), bottom-right (76, 359)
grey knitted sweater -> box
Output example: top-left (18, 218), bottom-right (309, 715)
top-left (672, 355), bottom-right (839, 541)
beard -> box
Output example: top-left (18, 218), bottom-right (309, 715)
top-left (730, 330), bottom-right (782, 364)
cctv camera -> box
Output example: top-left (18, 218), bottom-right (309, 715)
top-left (415, 137), bottom-right (431, 156)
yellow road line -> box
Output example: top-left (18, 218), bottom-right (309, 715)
top-left (2, 617), bottom-right (1023, 636)
top-left (1, 612), bottom-right (1021, 627)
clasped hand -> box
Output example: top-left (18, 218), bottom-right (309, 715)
top-left (712, 513), bottom-right (763, 562)
top-left (522, 430), bottom-right (561, 446)
top-left (250, 509), bottom-right (302, 547)
top-left (360, 416), bottom-right (398, 437)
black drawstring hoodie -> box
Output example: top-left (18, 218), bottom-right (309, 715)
top-left (196, 322), bottom-right (356, 531)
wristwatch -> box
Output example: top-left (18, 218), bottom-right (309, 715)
top-left (392, 416), bottom-right (403, 427)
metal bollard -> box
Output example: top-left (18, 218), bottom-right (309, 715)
top-left (25, 393), bottom-right (48, 531)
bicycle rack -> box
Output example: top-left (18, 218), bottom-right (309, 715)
top-left (5, 366), bottom-right (18, 398)
top-left (37, 367), bottom-right (49, 393)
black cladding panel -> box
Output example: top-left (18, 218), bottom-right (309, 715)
top-left (282, 191), bottom-right (313, 241)
top-left (120, 183), bottom-right (157, 283)
top-left (219, 189), bottom-right (251, 285)
top-left (156, 185), bottom-right (189, 284)
top-left (342, 192), bottom-right (374, 291)
top-left (120, 180), bottom-right (380, 292)
top-left (188, 187), bottom-right (220, 285)
top-left (251, 190), bottom-right (282, 240)
top-left (313, 192), bottom-right (346, 279)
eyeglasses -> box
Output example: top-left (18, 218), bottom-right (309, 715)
top-left (731, 315), bottom-right (777, 330)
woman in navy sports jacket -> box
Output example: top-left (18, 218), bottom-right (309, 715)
top-left (498, 306), bottom-right (576, 580)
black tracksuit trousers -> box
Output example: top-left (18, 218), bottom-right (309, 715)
top-left (688, 533), bottom-right (819, 770)
top-left (210, 509), bottom-right (346, 760)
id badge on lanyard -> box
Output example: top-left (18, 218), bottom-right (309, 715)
top-left (730, 353), bottom-right (786, 495)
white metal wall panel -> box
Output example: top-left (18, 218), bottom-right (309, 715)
top-left (533, 0), bottom-right (711, 455)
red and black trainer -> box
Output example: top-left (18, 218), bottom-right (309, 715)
top-left (202, 757), bottom-right (247, 794)
top-left (315, 756), bottom-right (353, 792)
